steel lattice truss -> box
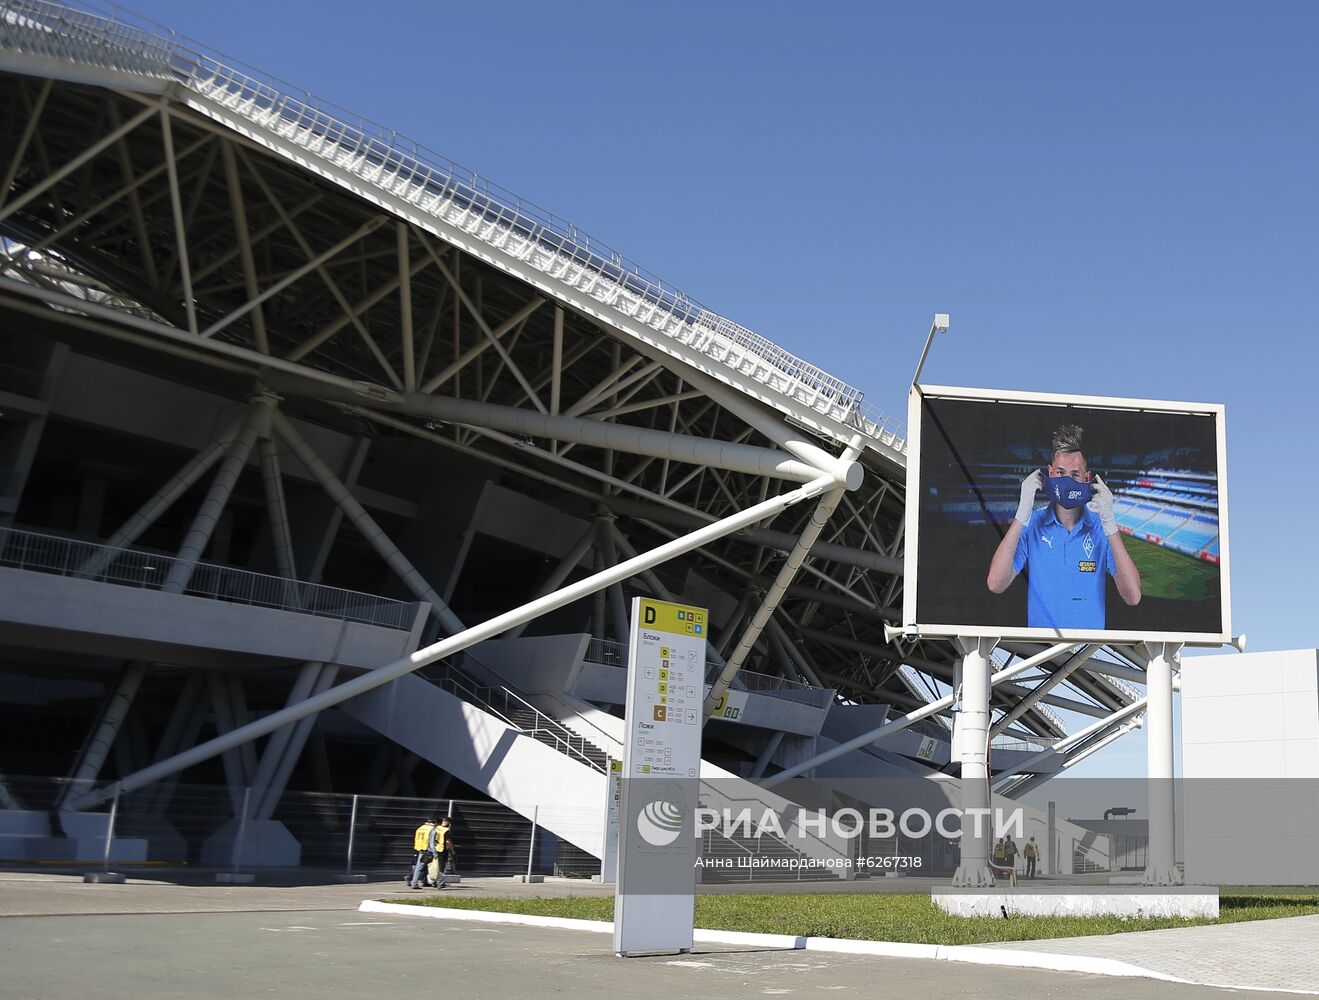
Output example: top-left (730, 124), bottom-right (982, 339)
top-left (0, 42), bottom-right (1148, 777)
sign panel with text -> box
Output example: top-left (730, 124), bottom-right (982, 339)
top-left (613, 597), bottom-right (705, 956)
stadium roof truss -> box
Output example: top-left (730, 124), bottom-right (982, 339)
top-left (0, 1), bottom-right (1150, 794)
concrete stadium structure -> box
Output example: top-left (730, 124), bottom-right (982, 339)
top-left (0, 1), bottom-right (1155, 877)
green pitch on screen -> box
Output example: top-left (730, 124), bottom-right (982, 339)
top-left (1122, 536), bottom-right (1218, 601)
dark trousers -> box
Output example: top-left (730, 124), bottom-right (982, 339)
top-left (1026, 855), bottom-right (1037, 877)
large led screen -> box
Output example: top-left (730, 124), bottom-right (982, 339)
top-left (903, 386), bottom-right (1230, 643)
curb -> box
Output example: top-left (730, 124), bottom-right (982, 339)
top-left (356, 900), bottom-right (1188, 983)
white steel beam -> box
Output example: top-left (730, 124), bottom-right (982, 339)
top-left (760, 643), bottom-right (1076, 789)
top-left (200, 217), bottom-right (387, 339)
top-left (0, 100), bottom-right (159, 227)
top-left (703, 484), bottom-right (847, 720)
top-left (0, 77), bottom-right (52, 212)
top-left (398, 221), bottom-right (416, 391)
top-left (162, 398), bottom-right (267, 593)
top-left (272, 410), bottom-right (464, 634)
top-left (220, 139), bottom-right (267, 352)
top-left (68, 473), bottom-right (836, 809)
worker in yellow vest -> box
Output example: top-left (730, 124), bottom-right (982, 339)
top-left (409, 815), bottom-right (439, 889)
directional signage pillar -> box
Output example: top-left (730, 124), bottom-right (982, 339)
top-left (614, 597), bottom-right (706, 956)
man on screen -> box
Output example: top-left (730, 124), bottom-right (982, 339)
top-left (986, 423), bottom-right (1141, 630)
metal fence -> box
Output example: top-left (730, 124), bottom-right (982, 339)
top-left (0, 775), bottom-right (601, 879)
top-left (0, 525), bottom-right (417, 629)
top-left (0, 0), bottom-right (908, 449)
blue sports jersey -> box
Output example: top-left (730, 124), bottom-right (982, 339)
top-left (1012, 506), bottom-right (1117, 630)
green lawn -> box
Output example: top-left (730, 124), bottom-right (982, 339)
top-left (383, 891), bottom-right (1319, 946)
top-left (1121, 534), bottom-right (1218, 600)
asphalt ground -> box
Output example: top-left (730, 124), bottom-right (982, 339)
top-left (0, 873), bottom-right (1309, 998)
top-left (0, 906), bottom-right (1288, 1000)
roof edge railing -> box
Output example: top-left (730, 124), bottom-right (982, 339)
top-left (0, 0), bottom-right (907, 453)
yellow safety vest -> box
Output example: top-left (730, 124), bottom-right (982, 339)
top-left (413, 823), bottom-right (436, 852)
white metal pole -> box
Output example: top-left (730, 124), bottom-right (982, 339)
top-left (69, 474), bottom-right (836, 810)
top-left (345, 794), bottom-right (359, 877)
top-left (1142, 641), bottom-right (1182, 885)
top-left (101, 790), bottom-right (119, 873)
top-left (233, 786), bottom-right (251, 875)
top-left (703, 485), bottom-right (846, 719)
top-left (526, 804), bottom-right (539, 881)
top-left (952, 637), bottom-right (997, 887)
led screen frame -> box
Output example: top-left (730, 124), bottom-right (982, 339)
top-left (902, 384), bottom-right (1231, 644)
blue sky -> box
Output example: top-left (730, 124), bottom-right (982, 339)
top-left (109, 2), bottom-right (1318, 775)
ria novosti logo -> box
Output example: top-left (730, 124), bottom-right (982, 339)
top-left (636, 799), bottom-right (685, 846)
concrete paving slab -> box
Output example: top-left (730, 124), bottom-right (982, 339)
top-left (987, 913), bottom-right (1319, 995)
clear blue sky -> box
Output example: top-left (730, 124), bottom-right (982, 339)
top-left (110, 1), bottom-right (1318, 774)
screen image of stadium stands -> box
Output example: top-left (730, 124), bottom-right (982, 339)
top-left (913, 394), bottom-right (1225, 637)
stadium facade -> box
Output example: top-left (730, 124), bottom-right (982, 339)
top-left (0, 1), bottom-right (1155, 876)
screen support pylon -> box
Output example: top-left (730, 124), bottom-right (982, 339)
top-left (1142, 641), bottom-right (1183, 885)
top-left (952, 635), bottom-right (999, 887)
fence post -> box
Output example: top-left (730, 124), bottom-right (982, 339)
top-left (519, 805), bottom-right (542, 883)
top-left (218, 787), bottom-right (255, 883)
top-left (345, 794), bottom-right (359, 875)
top-left (83, 789), bottom-right (125, 883)
top-left (333, 793), bottom-right (367, 883)
top-left (102, 790), bottom-right (118, 873)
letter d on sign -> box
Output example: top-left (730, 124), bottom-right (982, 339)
top-left (644, 607), bottom-right (656, 624)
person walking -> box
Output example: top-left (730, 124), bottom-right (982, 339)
top-left (409, 814), bottom-right (439, 890)
top-left (1024, 836), bottom-right (1039, 878)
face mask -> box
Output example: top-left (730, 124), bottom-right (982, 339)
top-left (1046, 474), bottom-right (1092, 509)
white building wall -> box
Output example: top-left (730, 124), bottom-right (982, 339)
top-left (1182, 648), bottom-right (1319, 885)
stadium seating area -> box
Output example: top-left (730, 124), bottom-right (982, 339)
top-left (1110, 469), bottom-right (1220, 563)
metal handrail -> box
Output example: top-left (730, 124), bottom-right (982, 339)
top-left (0, 0), bottom-right (907, 450)
top-left (421, 657), bottom-right (606, 774)
top-left (0, 525), bottom-right (415, 629)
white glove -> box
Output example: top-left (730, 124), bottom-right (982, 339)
top-left (1089, 475), bottom-right (1118, 536)
top-left (1015, 470), bottom-right (1042, 527)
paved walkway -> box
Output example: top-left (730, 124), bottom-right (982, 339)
top-left (2, 873), bottom-right (1315, 994)
top-left (987, 914), bottom-right (1319, 994)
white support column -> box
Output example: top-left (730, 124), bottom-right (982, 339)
top-left (255, 665), bottom-right (339, 820)
top-left (76, 419), bottom-right (240, 578)
top-left (952, 636), bottom-right (999, 887)
top-left (505, 524), bottom-right (596, 640)
top-left (141, 671), bottom-right (205, 816)
top-left (598, 514), bottom-right (631, 642)
top-left (1142, 641), bottom-right (1183, 885)
top-left (257, 437), bottom-right (297, 580)
top-left (162, 398), bottom-right (268, 593)
top-left (61, 661), bottom-right (147, 805)
top-left (272, 411), bottom-right (464, 634)
top-left (205, 672), bottom-right (249, 815)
